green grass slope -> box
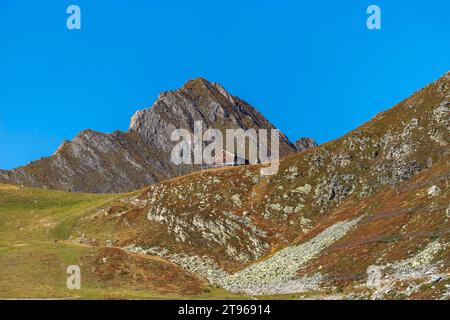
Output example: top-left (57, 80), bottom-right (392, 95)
top-left (0, 184), bottom-right (246, 299)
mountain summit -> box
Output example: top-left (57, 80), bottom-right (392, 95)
top-left (0, 78), bottom-right (307, 193)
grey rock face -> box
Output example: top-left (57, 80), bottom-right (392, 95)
top-left (0, 78), bottom-right (297, 193)
top-left (218, 217), bottom-right (362, 295)
top-left (295, 137), bottom-right (318, 152)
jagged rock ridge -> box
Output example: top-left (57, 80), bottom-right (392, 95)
top-left (0, 78), bottom-right (304, 193)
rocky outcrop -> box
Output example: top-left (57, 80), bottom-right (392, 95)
top-left (0, 78), bottom-right (297, 193)
top-left (295, 137), bottom-right (318, 152)
top-left (219, 216), bottom-right (363, 295)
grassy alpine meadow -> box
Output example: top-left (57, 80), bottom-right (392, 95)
top-left (0, 184), bottom-right (248, 300)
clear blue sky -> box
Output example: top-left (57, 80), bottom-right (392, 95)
top-left (1, 0), bottom-right (449, 169)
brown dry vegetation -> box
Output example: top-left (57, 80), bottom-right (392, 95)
top-left (82, 247), bottom-right (205, 296)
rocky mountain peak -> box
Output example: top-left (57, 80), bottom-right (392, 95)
top-left (184, 76), bottom-right (212, 87)
top-left (129, 78), bottom-right (230, 132)
top-left (211, 82), bottom-right (235, 104)
top-left (0, 78), bottom-right (297, 193)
